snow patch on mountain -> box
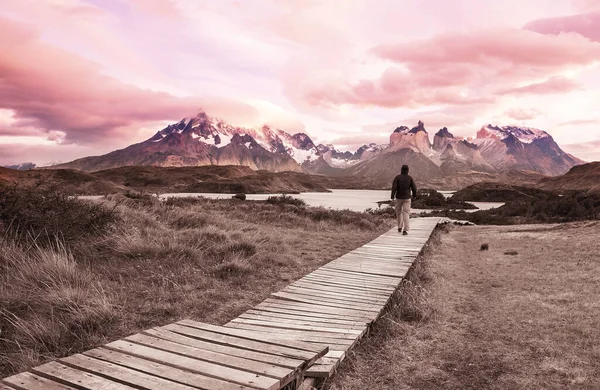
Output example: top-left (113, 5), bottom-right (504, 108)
top-left (478, 125), bottom-right (550, 144)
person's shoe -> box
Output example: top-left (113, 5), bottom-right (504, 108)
top-left (402, 231), bottom-right (408, 235)
top-left (398, 228), bottom-right (402, 232)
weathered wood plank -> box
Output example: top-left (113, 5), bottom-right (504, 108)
top-left (125, 333), bottom-right (295, 380)
top-left (229, 318), bottom-right (363, 336)
top-left (2, 373), bottom-right (77, 390)
top-left (104, 340), bottom-right (280, 390)
top-left (248, 304), bottom-right (371, 322)
top-left (177, 320), bottom-right (325, 354)
top-left (271, 292), bottom-right (381, 313)
top-left (31, 361), bottom-right (136, 390)
top-left (59, 354), bottom-right (196, 390)
top-left (142, 328), bottom-right (305, 369)
top-left (83, 347), bottom-right (254, 390)
top-left (239, 311), bottom-right (365, 328)
top-left (163, 323), bottom-right (319, 361)
top-left (282, 286), bottom-right (388, 305)
top-left (289, 280), bottom-right (391, 299)
top-left (257, 300), bottom-right (374, 320)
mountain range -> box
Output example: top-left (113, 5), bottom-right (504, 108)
top-left (50, 112), bottom-right (585, 188)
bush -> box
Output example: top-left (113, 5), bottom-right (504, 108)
top-left (266, 194), bottom-right (307, 207)
top-left (0, 184), bottom-right (117, 245)
top-left (429, 191), bottom-right (600, 225)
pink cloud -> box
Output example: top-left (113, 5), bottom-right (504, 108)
top-left (561, 139), bottom-right (600, 161)
top-left (0, 17), bottom-right (258, 145)
top-left (505, 108), bottom-right (542, 121)
top-left (293, 28), bottom-right (600, 109)
top-left (571, 0), bottom-right (600, 12)
top-left (500, 76), bottom-right (582, 95)
top-left (524, 12), bottom-right (600, 42)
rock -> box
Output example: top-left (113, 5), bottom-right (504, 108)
top-left (232, 193), bottom-right (246, 200)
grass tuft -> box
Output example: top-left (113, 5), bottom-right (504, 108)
top-left (0, 241), bottom-right (113, 374)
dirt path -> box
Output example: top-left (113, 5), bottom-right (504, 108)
top-left (326, 221), bottom-right (600, 390)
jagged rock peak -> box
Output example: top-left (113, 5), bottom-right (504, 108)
top-left (393, 125), bottom-right (410, 133)
top-left (410, 120), bottom-right (427, 134)
top-left (435, 127), bottom-right (454, 138)
top-left (393, 121), bottom-right (427, 134)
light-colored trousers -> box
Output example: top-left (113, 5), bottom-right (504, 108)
top-left (394, 199), bottom-right (411, 232)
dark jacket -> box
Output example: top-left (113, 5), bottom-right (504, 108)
top-left (391, 173), bottom-right (417, 200)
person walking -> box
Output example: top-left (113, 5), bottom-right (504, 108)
top-left (391, 164), bottom-right (417, 235)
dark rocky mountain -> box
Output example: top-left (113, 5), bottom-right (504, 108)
top-left (50, 112), bottom-right (584, 190)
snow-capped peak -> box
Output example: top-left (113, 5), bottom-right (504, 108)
top-left (478, 125), bottom-right (550, 144)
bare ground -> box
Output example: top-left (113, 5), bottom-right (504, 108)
top-left (326, 221), bottom-right (600, 390)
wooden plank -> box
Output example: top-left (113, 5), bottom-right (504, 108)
top-left (31, 361), bottom-right (136, 390)
top-left (282, 286), bottom-right (388, 305)
top-left (282, 285), bottom-right (385, 304)
top-left (311, 266), bottom-right (403, 281)
top-left (59, 354), bottom-right (196, 390)
top-left (176, 321), bottom-right (325, 354)
top-left (244, 307), bottom-right (368, 324)
top-left (229, 318), bottom-right (363, 336)
top-left (125, 333), bottom-right (295, 381)
top-left (296, 276), bottom-right (397, 292)
top-left (240, 312), bottom-right (366, 328)
top-left (248, 304), bottom-right (371, 322)
top-left (271, 292), bottom-right (381, 313)
top-left (105, 340), bottom-right (280, 390)
top-left (163, 324), bottom-right (319, 362)
top-left (310, 267), bottom-right (403, 281)
top-left (2, 372), bottom-right (77, 390)
top-left (222, 323), bottom-right (357, 344)
top-left (143, 328), bottom-right (305, 369)
top-left (305, 363), bottom-right (336, 378)
top-left (294, 279), bottom-right (396, 296)
top-left (257, 300), bottom-right (374, 320)
top-left (288, 281), bottom-right (391, 298)
top-left (321, 265), bottom-right (406, 277)
top-left (84, 347), bottom-right (254, 390)
top-left (289, 280), bottom-right (391, 299)
top-left (302, 274), bottom-right (398, 289)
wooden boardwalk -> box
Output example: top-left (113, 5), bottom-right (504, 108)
top-left (226, 217), bottom-right (440, 379)
top-left (1, 217), bottom-right (440, 390)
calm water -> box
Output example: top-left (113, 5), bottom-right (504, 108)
top-left (158, 189), bottom-right (504, 213)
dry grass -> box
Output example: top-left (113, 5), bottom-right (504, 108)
top-left (0, 192), bottom-right (392, 377)
top-left (326, 222), bottom-right (600, 390)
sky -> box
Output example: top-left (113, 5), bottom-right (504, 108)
top-left (1, 0), bottom-right (600, 166)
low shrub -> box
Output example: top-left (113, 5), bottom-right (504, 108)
top-left (266, 194), bottom-right (307, 207)
top-left (428, 191), bottom-right (600, 224)
top-left (0, 184), bottom-right (117, 246)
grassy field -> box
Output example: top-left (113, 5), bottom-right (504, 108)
top-left (0, 188), bottom-right (393, 377)
top-left (326, 222), bottom-right (600, 390)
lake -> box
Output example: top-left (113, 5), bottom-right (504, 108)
top-left (158, 189), bottom-right (504, 213)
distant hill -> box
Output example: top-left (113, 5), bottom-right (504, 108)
top-left (1, 165), bottom-right (359, 195)
top-left (537, 162), bottom-right (600, 194)
top-left (451, 182), bottom-right (555, 202)
top-left (0, 167), bottom-right (126, 194)
top-left (91, 165), bottom-right (333, 194)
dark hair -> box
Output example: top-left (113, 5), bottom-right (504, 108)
top-left (401, 165), bottom-right (409, 174)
